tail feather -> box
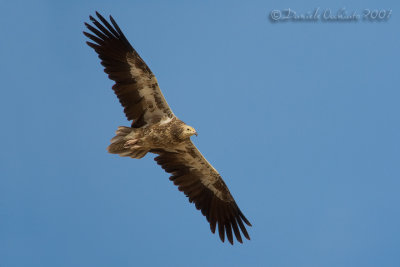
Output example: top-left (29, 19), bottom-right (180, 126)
top-left (107, 126), bottom-right (149, 159)
top-left (107, 127), bottom-right (131, 154)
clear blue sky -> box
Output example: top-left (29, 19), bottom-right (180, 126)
top-left (1, 0), bottom-right (399, 266)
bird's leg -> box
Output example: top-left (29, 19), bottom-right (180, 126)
top-left (122, 137), bottom-right (149, 159)
top-left (123, 139), bottom-right (143, 150)
top-left (124, 139), bottom-right (138, 146)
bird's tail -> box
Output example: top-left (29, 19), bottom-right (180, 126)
top-left (107, 126), bottom-right (149, 159)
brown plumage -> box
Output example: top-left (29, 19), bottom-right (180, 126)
top-left (84, 12), bottom-right (251, 244)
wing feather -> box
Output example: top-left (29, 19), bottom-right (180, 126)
top-left (84, 12), bottom-right (174, 127)
top-left (153, 141), bottom-right (251, 244)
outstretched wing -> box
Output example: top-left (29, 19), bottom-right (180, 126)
top-left (83, 12), bottom-right (174, 128)
top-left (152, 141), bottom-right (252, 244)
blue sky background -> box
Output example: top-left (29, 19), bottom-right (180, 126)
top-left (1, 0), bottom-right (399, 266)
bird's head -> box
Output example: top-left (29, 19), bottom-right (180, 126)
top-left (180, 125), bottom-right (198, 139)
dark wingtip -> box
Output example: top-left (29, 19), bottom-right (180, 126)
top-left (95, 11), bottom-right (106, 22)
top-left (244, 232), bottom-right (251, 240)
top-left (238, 208), bottom-right (252, 226)
top-left (86, 41), bottom-right (99, 50)
top-left (109, 15), bottom-right (116, 24)
top-left (218, 227), bottom-right (225, 243)
top-left (243, 217), bottom-right (252, 227)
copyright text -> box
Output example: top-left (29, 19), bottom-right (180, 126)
top-left (269, 8), bottom-right (392, 22)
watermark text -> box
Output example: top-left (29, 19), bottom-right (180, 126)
top-left (269, 8), bottom-right (392, 22)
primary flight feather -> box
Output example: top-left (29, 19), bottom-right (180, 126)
top-left (83, 12), bottom-right (251, 244)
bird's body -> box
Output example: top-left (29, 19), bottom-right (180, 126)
top-left (108, 117), bottom-right (196, 158)
top-left (84, 12), bottom-right (251, 244)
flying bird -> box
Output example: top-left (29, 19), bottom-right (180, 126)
top-left (83, 12), bottom-right (251, 244)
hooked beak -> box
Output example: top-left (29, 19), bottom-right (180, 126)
top-left (194, 131), bottom-right (198, 137)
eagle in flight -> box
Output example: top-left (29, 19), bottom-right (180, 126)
top-left (83, 12), bottom-right (251, 244)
